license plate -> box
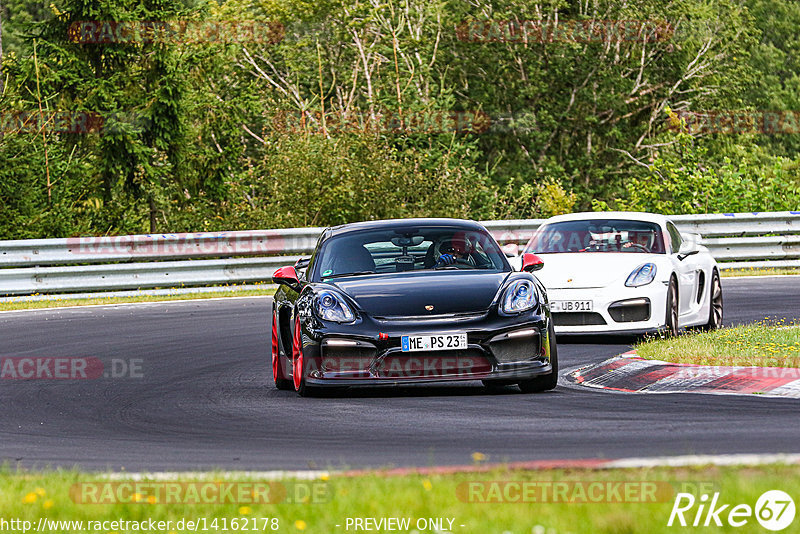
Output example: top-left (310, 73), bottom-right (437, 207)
top-left (401, 333), bottom-right (468, 352)
top-left (551, 300), bottom-right (593, 312)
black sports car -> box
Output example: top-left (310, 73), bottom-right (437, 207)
top-left (270, 218), bottom-right (557, 396)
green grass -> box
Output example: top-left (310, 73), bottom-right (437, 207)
top-left (2, 465), bottom-right (799, 533)
top-left (0, 288), bottom-right (275, 312)
top-left (721, 266), bottom-right (800, 277)
top-left (637, 321), bottom-right (800, 367)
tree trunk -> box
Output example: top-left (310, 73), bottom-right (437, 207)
top-left (148, 196), bottom-right (157, 233)
top-left (0, 5), bottom-right (4, 96)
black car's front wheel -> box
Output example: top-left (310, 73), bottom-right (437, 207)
top-left (272, 311), bottom-right (293, 390)
top-left (291, 316), bottom-right (321, 397)
top-left (517, 323), bottom-right (558, 393)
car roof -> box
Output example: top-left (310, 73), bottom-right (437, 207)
top-left (326, 218), bottom-right (488, 238)
top-left (542, 211), bottom-right (671, 226)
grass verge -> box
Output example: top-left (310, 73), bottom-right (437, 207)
top-left (637, 321), bottom-right (800, 367)
top-left (0, 288), bottom-right (275, 312)
top-left (2, 464), bottom-right (799, 533)
top-left (721, 266), bottom-right (800, 277)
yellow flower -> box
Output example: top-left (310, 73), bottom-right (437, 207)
top-left (35, 488), bottom-right (46, 497)
top-left (132, 493), bottom-right (144, 502)
top-left (43, 499), bottom-right (54, 509)
top-left (239, 506), bottom-right (252, 515)
top-left (471, 452), bottom-right (486, 462)
top-left (320, 473), bottom-right (330, 481)
top-left (22, 492), bottom-right (37, 504)
top-left (294, 520), bottom-right (307, 530)
top-left (147, 496), bottom-right (157, 504)
top-left (422, 479), bottom-right (433, 491)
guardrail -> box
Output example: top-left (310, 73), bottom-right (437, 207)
top-left (1, 211), bottom-right (798, 295)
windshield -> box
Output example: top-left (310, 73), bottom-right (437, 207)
top-left (312, 225), bottom-right (508, 281)
top-left (525, 219), bottom-right (666, 254)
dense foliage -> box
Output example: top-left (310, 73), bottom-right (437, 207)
top-left (1, 0), bottom-right (799, 238)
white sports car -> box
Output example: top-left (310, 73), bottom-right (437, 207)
top-left (518, 212), bottom-right (723, 335)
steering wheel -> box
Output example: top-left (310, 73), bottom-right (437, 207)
top-left (434, 258), bottom-right (474, 269)
top-left (624, 242), bottom-right (650, 252)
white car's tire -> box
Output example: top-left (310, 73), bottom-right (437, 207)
top-left (664, 277), bottom-right (679, 337)
top-left (701, 270), bottom-right (723, 331)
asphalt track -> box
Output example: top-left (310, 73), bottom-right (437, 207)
top-left (1, 276), bottom-right (799, 472)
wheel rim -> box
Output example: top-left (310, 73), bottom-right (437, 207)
top-left (669, 283), bottom-right (678, 336)
top-left (292, 318), bottom-right (303, 391)
top-left (711, 276), bottom-right (723, 327)
top-left (271, 313), bottom-right (280, 382)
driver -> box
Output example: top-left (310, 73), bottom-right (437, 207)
top-left (435, 235), bottom-right (472, 267)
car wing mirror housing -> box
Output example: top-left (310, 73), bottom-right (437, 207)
top-left (522, 253), bottom-right (544, 272)
top-left (677, 235), bottom-right (701, 260)
top-left (273, 266), bottom-right (301, 289)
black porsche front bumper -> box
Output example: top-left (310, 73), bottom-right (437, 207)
top-left (296, 313), bottom-right (554, 386)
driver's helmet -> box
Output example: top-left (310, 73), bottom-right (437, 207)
top-left (441, 232), bottom-right (473, 257)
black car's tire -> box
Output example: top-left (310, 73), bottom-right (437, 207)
top-left (517, 323), bottom-right (558, 393)
top-left (291, 316), bottom-right (321, 397)
top-left (701, 270), bottom-right (723, 331)
top-left (664, 277), bottom-right (679, 337)
top-left (272, 311), bottom-right (293, 390)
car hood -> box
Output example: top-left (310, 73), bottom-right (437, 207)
top-left (328, 271), bottom-right (510, 317)
top-left (534, 253), bottom-right (663, 289)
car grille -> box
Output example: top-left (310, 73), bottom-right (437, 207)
top-left (320, 345), bottom-right (378, 373)
top-left (608, 298), bottom-right (651, 323)
top-left (377, 349), bottom-right (491, 378)
top-left (552, 312), bottom-right (607, 326)
top-left (489, 332), bottom-right (541, 363)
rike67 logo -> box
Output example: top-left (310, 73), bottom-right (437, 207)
top-left (668, 490), bottom-right (795, 531)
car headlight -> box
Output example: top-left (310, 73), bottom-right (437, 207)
top-left (501, 280), bottom-right (539, 314)
top-left (625, 263), bottom-right (657, 287)
top-left (314, 291), bottom-right (356, 323)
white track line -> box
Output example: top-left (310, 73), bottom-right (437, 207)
top-left (0, 295), bottom-right (270, 315)
top-left (98, 454), bottom-right (800, 480)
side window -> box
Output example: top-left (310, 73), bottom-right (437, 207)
top-left (667, 222), bottom-right (682, 253)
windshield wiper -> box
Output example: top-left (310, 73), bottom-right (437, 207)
top-left (321, 270), bottom-right (376, 279)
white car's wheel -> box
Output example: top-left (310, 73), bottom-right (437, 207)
top-left (702, 270), bottom-right (723, 331)
top-left (664, 277), bottom-right (679, 337)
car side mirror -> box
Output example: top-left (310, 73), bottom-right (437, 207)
top-left (294, 257), bottom-right (311, 270)
top-left (272, 266), bottom-right (301, 289)
top-left (677, 238), bottom-right (700, 261)
top-left (522, 253), bottom-right (544, 272)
